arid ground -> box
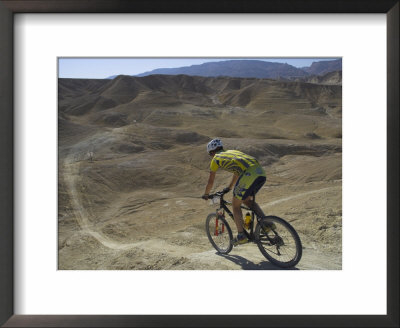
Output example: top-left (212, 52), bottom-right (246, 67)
top-left (58, 74), bottom-right (342, 270)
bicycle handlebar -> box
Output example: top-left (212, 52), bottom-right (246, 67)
top-left (206, 189), bottom-right (252, 211)
top-left (207, 189), bottom-right (230, 199)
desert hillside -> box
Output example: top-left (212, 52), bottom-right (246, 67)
top-left (286, 70), bottom-right (342, 85)
top-left (58, 74), bottom-right (342, 270)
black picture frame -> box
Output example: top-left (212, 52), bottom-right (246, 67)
top-left (0, 1), bottom-right (398, 327)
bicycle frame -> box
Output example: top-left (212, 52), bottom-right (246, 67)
top-left (212, 192), bottom-right (260, 241)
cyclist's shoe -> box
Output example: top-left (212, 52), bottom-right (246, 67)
top-left (232, 233), bottom-right (248, 246)
top-left (262, 222), bottom-right (276, 233)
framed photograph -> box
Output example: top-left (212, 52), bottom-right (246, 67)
top-left (0, 0), bottom-right (398, 327)
top-left (57, 55), bottom-right (342, 272)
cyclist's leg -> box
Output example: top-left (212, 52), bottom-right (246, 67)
top-left (243, 193), bottom-right (265, 218)
top-left (231, 196), bottom-right (249, 245)
top-left (231, 173), bottom-right (248, 237)
top-left (240, 166), bottom-right (267, 218)
top-left (244, 197), bottom-right (265, 218)
top-left (232, 196), bottom-right (244, 233)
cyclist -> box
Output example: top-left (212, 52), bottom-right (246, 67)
top-left (202, 139), bottom-right (266, 245)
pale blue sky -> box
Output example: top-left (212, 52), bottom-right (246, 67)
top-left (58, 58), bottom-right (340, 79)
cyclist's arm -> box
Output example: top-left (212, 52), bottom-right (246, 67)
top-left (228, 174), bottom-right (239, 190)
top-left (204, 171), bottom-right (216, 195)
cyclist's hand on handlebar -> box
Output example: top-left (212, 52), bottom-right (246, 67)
top-left (201, 194), bottom-right (210, 200)
top-left (222, 187), bottom-right (231, 194)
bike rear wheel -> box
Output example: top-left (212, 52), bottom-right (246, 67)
top-left (205, 213), bottom-right (233, 254)
top-left (255, 216), bottom-right (302, 268)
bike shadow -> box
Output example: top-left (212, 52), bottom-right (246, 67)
top-left (216, 253), bottom-right (299, 270)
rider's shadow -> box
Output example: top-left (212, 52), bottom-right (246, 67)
top-left (216, 253), bottom-right (299, 270)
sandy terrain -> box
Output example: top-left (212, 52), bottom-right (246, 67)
top-left (58, 74), bottom-right (342, 270)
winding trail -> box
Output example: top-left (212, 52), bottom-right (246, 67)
top-left (261, 186), bottom-right (338, 209)
top-left (64, 145), bottom-right (138, 250)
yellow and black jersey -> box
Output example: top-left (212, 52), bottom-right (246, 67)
top-left (210, 150), bottom-right (259, 176)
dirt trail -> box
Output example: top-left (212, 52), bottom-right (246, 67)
top-left (261, 186), bottom-right (337, 208)
top-left (64, 145), bottom-right (137, 251)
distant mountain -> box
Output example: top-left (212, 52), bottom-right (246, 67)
top-left (106, 59), bottom-right (342, 80)
top-left (135, 60), bottom-right (309, 79)
top-left (301, 59), bottom-right (342, 76)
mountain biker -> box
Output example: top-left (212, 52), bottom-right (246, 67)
top-left (202, 139), bottom-right (267, 245)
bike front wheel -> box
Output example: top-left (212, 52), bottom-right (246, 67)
top-left (255, 216), bottom-right (302, 268)
top-left (205, 213), bottom-right (233, 254)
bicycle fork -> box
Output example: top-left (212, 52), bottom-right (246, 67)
top-left (214, 216), bottom-right (225, 236)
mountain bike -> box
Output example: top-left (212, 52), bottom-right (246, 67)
top-left (205, 189), bottom-right (302, 268)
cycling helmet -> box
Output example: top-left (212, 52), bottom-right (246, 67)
top-left (207, 139), bottom-right (223, 154)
